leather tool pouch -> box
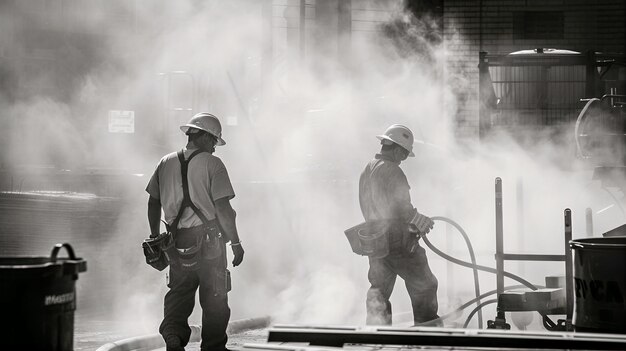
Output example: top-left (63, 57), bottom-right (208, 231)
top-left (357, 221), bottom-right (390, 258)
top-left (173, 221), bottom-right (222, 271)
top-left (201, 223), bottom-right (223, 261)
top-left (345, 220), bottom-right (417, 258)
top-left (142, 234), bottom-right (170, 271)
top-left (161, 231), bottom-right (179, 268)
top-left (177, 232), bottom-right (203, 271)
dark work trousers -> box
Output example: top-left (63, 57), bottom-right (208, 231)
top-left (159, 231), bottom-right (231, 351)
top-left (366, 245), bottom-right (439, 326)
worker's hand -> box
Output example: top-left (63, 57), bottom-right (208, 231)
top-left (411, 212), bottom-right (435, 235)
top-left (231, 242), bottom-right (245, 267)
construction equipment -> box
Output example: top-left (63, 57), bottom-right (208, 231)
top-left (487, 178), bottom-right (574, 332)
top-left (575, 94), bottom-right (626, 166)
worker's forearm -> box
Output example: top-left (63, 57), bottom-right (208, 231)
top-left (148, 197), bottom-right (162, 237)
top-left (216, 202), bottom-right (240, 243)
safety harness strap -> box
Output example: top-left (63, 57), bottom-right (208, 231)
top-left (169, 149), bottom-right (212, 235)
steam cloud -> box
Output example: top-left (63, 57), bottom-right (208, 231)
top-left (0, 0), bottom-right (623, 334)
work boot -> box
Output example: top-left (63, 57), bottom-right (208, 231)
top-left (165, 335), bottom-right (185, 351)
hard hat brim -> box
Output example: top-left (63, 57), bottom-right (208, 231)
top-left (180, 125), bottom-right (226, 146)
top-left (376, 135), bottom-right (414, 157)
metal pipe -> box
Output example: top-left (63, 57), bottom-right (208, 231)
top-left (495, 177), bottom-right (504, 320)
top-left (564, 209), bottom-right (574, 330)
top-left (516, 178), bottom-right (525, 275)
top-left (299, 0), bottom-right (305, 61)
top-left (501, 254), bottom-right (565, 261)
top-left (585, 51), bottom-right (597, 98)
top-left (445, 208), bottom-right (455, 312)
top-left (478, 51), bottom-right (489, 140)
top-left (261, 0), bottom-right (273, 89)
top-left (585, 207), bottom-right (593, 237)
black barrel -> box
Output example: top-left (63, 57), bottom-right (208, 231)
top-left (0, 243), bottom-right (87, 350)
top-left (570, 237), bottom-right (626, 333)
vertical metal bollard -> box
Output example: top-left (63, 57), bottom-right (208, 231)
top-left (564, 209), bottom-right (574, 330)
top-left (585, 207), bottom-right (593, 237)
top-left (494, 177), bottom-right (508, 327)
top-left (488, 177), bottom-right (509, 329)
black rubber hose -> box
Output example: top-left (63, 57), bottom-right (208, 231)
top-left (430, 216), bottom-right (483, 328)
top-left (463, 299), bottom-right (498, 328)
top-left (421, 234), bottom-right (537, 290)
top-left (420, 227), bottom-right (561, 328)
top-left (414, 284), bottom-right (532, 327)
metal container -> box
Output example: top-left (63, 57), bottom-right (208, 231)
top-left (570, 237), bottom-right (626, 333)
top-left (0, 243), bottom-right (87, 350)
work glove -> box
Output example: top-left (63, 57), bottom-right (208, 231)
top-left (231, 242), bottom-right (245, 267)
top-left (409, 211), bottom-right (435, 235)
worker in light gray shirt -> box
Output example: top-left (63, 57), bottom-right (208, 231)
top-left (146, 112), bottom-right (244, 351)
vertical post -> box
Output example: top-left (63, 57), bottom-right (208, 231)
top-left (585, 50), bottom-right (597, 98)
top-left (337, 0), bottom-right (352, 69)
top-left (479, 51), bottom-right (490, 140)
top-left (585, 207), bottom-right (593, 237)
top-left (299, 0), bottom-right (306, 62)
top-left (564, 209), bottom-right (574, 330)
top-left (495, 178), bottom-right (505, 320)
top-left (446, 208), bottom-right (455, 307)
top-left (261, 0), bottom-right (273, 91)
top-left (516, 178), bottom-right (525, 275)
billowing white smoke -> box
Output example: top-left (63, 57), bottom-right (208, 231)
top-left (1, 0), bottom-right (623, 334)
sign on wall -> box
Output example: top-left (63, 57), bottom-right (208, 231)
top-left (108, 110), bottom-right (135, 133)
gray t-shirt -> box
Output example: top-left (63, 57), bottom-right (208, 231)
top-left (146, 147), bottom-right (235, 229)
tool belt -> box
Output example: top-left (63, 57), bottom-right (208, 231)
top-left (344, 219), bottom-right (418, 258)
top-left (163, 220), bottom-right (223, 271)
top-left (143, 149), bottom-right (225, 272)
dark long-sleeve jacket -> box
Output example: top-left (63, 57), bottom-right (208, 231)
top-left (359, 153), bottom-right (416, 223)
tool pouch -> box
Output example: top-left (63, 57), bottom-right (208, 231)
top-left (161, 232), bottom-right (180, 268)
top-left (345, 220), bottom-right (415, 258)
top-left (177, 234), bottom-right (204, 271)
top-left (142, 234), bottom-right (170, 271)
top-left (172, 222), bottom-right (222, 271)
top-left (344, 222), bottom-right (369, 255)
top-left (201, 224), bottom-right (223, 261)
top-left (358, 225), bottom-right (389, 258)
top-left (344, 221), bottom-right (391, 258)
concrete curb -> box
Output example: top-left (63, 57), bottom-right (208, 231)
top-left (96, 316), bottom-right (272, 351)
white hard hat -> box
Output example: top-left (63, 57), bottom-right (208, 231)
top-left (180, 112), bottom-right (226, 146)
top-left (376, 124), bottom-right (415, 157)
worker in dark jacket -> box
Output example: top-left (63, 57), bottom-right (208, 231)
top-left (146, 112), bottom-right (244, 351)
top-left (359, 124), bottom-right (439, 326)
